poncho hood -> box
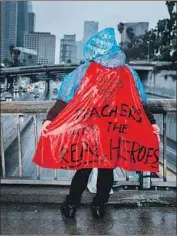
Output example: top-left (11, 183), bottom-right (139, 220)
top-left (83, 27), bottom-right (126, 68)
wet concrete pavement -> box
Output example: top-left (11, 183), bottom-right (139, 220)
top-left (1, 203), bottom-right (176, 235)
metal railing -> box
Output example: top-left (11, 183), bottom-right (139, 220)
top-left (1, 99), bottom-right (176, 189)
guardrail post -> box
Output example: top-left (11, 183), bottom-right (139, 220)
top-left (33, 114), bottom-right (40, 180)
top-left (163, 113), bottom-right (167, 182)
top-left (54, 169), bottom-right (57, 180)
top-left (139, 172), bottom-right (143, 189)
top-left (125, 171), bottom-right (129, 181)
top-left (0, 122), bottom-right (6, 178)
top-left (17, 115), bottom-right (23, 178)
top-left (138, 171), bottom-right (151, 189)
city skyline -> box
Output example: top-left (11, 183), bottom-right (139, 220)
top-left (32, 1), bottom-right (169, 63)
top-left (0, 1), bottom-right (17, 62)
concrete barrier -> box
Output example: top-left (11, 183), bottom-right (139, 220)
top-left (1, 185), bottom-right (176, 207)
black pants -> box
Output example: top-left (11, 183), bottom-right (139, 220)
top-left (68, 168), bottom-right (114, 205)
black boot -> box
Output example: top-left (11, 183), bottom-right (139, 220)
top-left (60, 195), bottom-right (77, 219)
top-left (91, 198), bottom-right (105, 219)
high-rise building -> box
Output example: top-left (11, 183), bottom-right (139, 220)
top-left (60, 34), bottom-right (77, 64)
top-left (0, 1), bottom-right (18, 62)
top-left (83, 21), bottom-right (98, 43)
top-left (75, 21), bottom-right (99, 63)
top-left (28, 1), bottom-right (33, 13)
top-left (121, 22), bottom-right (149, 43)
top-left (24, 32), bottom-right (56, 65)
top-left (28, 2), bottom-right (35, 33)
top-left (28, 12), bottom-right (36, 33)
top-left (17, 1), bottom-right (28, 47)
top-left (76, 40), bottom-right (84, 64)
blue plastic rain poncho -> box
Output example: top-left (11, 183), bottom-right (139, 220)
top-left (57, 27), bottom-right (147, 104)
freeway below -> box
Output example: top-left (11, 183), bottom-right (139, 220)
top-left (1, 84), bottom-right (47, 102)
top-left (1, 81), bottom-right (48, 151)
top-left (3, 80), bottom-right (74, 181)
top-left (2, 82), bottom-right (176, 182)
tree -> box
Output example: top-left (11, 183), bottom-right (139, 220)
top-left (166, 1), bottom-right (175, 18)
top-left (66, 58), bottom-right (72, 64)
top-left (12, 49), bottom-right (21, 67)
top-left (9, 44), bottom-right (15, 64)
top-left (126, 27), bottom-right (135, 42)
top-left (23, 59), bottom-right (26, 66)
top-left (171, 50), bottom-right (177, 62)
top-left (28, 55), bottom-right (33, 65)
top-left (160, 46), bottom-right (171, 61)
top-left (3, 58), bottom-right (11, 67)
top-left (117, 2), bottom-right (176, 62)
top-left (30, 75), bottom-right (38, 83)
top-left (117, 22), bottom-right (124, 34)
top-left (123, 1), bottom-right (176, 62)
top-left (117, 22), bottom-right (124, 47)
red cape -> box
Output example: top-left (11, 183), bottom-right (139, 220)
top-left (33, 62), bottom-right (159, 172)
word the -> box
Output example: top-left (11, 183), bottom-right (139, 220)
top-left (107, 122), bottom-right (128, 133)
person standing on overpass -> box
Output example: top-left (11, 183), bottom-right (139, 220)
top-left (36, 27), bottom-right (160, 219)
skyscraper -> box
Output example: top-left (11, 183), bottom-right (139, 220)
top-left (28, 12), bottom-right (36, 33)
top-left (0, 1), bottom-right (18, 62)
top-left (28, 1), bottom-right (35, 33)
top-left (16, 1), bottom-right (28, 47)
top-left (24, 32), bottom-right (56, 65)
top-left (60, 34), bottom-right (77, 64)
top-left (75, 21), bottom-right (99, 63)
top-left (28, 1), bottom-right (33, 13)
top-left (83, 21), bottom-right (98, 43)
top-left (76, 40), bottom-right (84, 64)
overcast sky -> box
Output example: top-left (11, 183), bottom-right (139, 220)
top-left (32, 1), bottom-right (169, 63)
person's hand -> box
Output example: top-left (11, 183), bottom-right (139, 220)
top-left (41, 120), bottom-right (51, 136)
top-left (152, 124), bottom-right (160, 142)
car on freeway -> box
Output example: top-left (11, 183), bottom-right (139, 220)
top-left (0, 84), bottom-right (5, 92)
top-left (13, 84), bottom-right (19, 93)
top-left (53, 88), bottom-right (58, 93)
top-left (33, 94), bottom-right (39, 98)
top-left (13, 88), bottom-right (19, 93)
top-left (5, 95), bottom-right (13, 101)
top-left (0, 93), bottom-right (6, 101)
top-left (33, 85), bottom-right (39, 98)
top-left (22, 88), bottom-right (27, 92)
